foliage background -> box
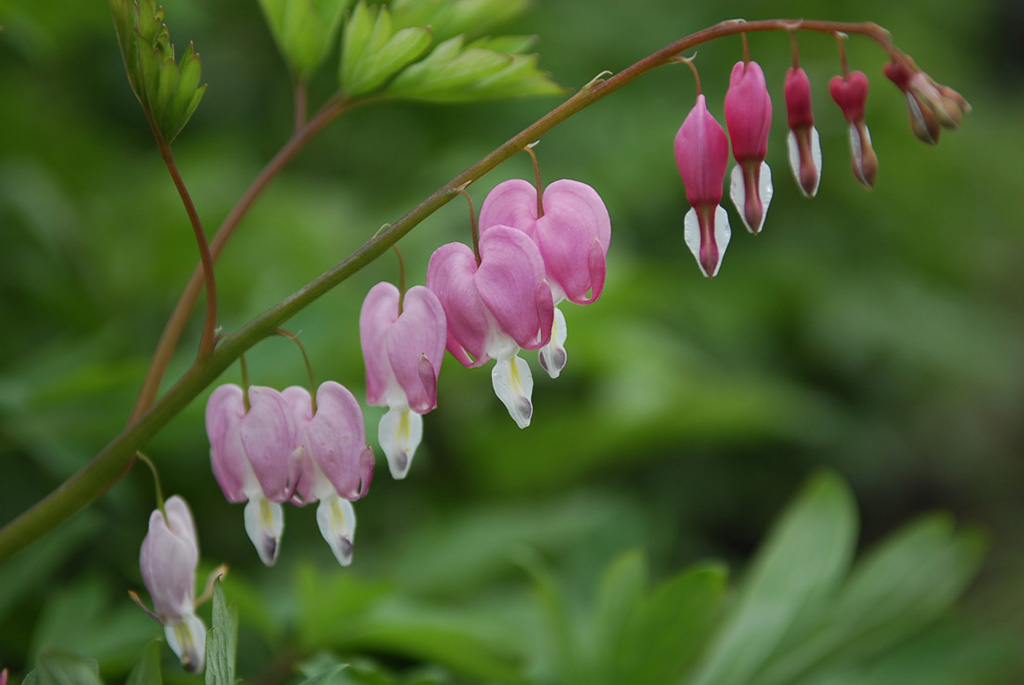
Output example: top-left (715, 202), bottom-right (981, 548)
top-left (1, 0), bottom-right (1023, 681)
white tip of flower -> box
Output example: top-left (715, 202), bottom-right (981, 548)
top-left (683, 206), bottom-right (731, 278)
top-left (316, 495), bottom-right (356, 566)
top-left (243, 497), bottom-right (284, 567)
top-left (729, 161), bottom-right (773, 234)
top-left (378, 406), bottom-right (423, 479)
top-left (492, 354), bottom-right (534, 428)
top-left (786, 128), bottom-right (822, 198)
top-left (165, 611), bottom-right (206, 674)
top-left (538, 306), bottom-right (568, 379)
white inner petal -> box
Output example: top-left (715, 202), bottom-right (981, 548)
top-left (491, 354), bottom-right (534, 429)
top-left (728, 162), bottom-right (774, 234)
top-left (538, 306), bottom-right (568, 379)
top-left (165, 612), bottom-right (207, 674)
top-left (711, 205), bottom-right (731, 278)
top-left (378, 405), bottom-right (423, 480)
top-left (244, 497), bottom-right (283, 567)
top-left (316, 495), bottom-right (356, 566)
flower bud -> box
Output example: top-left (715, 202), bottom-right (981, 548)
top-left (829, 71), bottom-right (878, 188)
top-left (784, 67), bottom-right (822, 197)
top-left (725, 60), bottom-right (774, 233)
top-left (675, 94), bottom-right (731, 277)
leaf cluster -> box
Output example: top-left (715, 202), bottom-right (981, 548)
top-left (109, 0), bottom-right (206, 143)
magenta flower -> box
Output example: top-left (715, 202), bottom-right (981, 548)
top-left (829, 70), bottom-right (878, 188)
top-left (675, 93), bottom-right (731, 278)
top-left (724, 60), bottom-right (773, 234)
top-left (479, 178), bottom-right (611, 378)
top-left (139, 496), bottom-right (206, 673)
top-left (426, 225), bottom-right (554, 427)
top-left (284, 381), bottom-right (374, 566)
top-left (205, 384), bottom-right (302, 566)
top-left (360, 282), bottom-right (446, 478)
top-left (784, 66), bottom-right (822, 197)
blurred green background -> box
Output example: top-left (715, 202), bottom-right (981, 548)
top-left (2, 0), bottom-right (1024, 682)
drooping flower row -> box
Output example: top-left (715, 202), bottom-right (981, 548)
top-left (675, 52), bottom-right (968, 278)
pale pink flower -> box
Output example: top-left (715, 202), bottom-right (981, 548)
top-left (360, 283), bottom-right (446, 478)
top-left (139, 496), bottom-right (206, 673)
top-left (427, 225), bottom-right (553, 427)
top-left (479, 178), bottom-right (611, 378)
top-left (284, 382), bottom-right (374, 566)
top-left (206, 384), bottom-right (302, 566)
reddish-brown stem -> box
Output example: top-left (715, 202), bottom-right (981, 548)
top-left (128, 94), bottom-right (353, 422)
top-left (156, 136), bottom-right (217, 359)
top-left (525, 144), bottom-right (544, 217)
top-left (393, 245), bottom-right (407, 314)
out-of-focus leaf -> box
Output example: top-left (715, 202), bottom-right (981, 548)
top-left (588, 549), bottom-right (647, 682)
top-left (125, 639), bottom-right (162, 685)
top-left (339, 2), bottom-right (432, 97)
top-left (295, 564), bottom-right (392, 649)
top-left (689, 472), bottom-right (858, 685)
top-left (517, 549), bottom-right (580, 684)
top-left (259, 0), bottom-right (350, 79)
top-left (35, 652), bottom-right (103, 685)
top-left (754, 515), bottom-right (989, 685)
top-left (617, 564), bottom-right (726, 685)
top-left (205, 581), bottom-right (238, 685)
top-left (390, 0), bottom-right (530, 42)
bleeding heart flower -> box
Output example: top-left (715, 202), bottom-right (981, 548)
top-left (139, 496), bottom-right (206, 673)
top-left (205, 384), bottom-right (302, 566)
top-left (427, 225), bottom-right (553, 427)
top-left (360, 282), bottom-right (446, 478)
top-left (284, 382), bottom-right (375, 566)
top-left (675, 93), bottom-right (732, 278)
top-left (725, 60), bottom-right (774, 234)
top-left (479, 178), bottom-right (610, 378)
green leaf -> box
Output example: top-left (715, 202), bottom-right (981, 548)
top-left (126, 639), bottom-right (163, 685)
top-left (339, 4), bottom-right (432, 97)
top-left (108, 0), bottom-right (205, 142)
top-left (689, 472), bottom-right (858, 685)
top-left (390, 0), bottom-right (530, 42)
top-left (258, 0), bottom-right (351, 79)
top-left (298, 664), bottom-right (350, 684)
top-left (617, 565), bottom-right (726, 685)
top-left (35, 651), bottom-right (103, 685)
top-left (588, 549), bottom-right (648, 683)
top-left (205, 580), bottom-right (238, 685)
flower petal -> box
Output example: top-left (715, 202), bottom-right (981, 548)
top-left (684, 205), bottom-right (731, 278)
top-left (165, 611), bottom-right (206, 673)
top-left (786, 127), bottom-right (822, 198)
top-left (729, 160), bottom-right (773, 234)
top-left (306, 381), bottom-right (372, 500)
top-left (316, 495), bottom-right (356, 566)
top-left (538, 305), bottom-right (568, 379)
top-left (478, 178), bottom-right (540, 237)
top-left (534, 179), bottom-right (611, 304)
top-left (240, 386), bottom-right (300, 502)
top-left (491, 353), bottom-right (534, 428)
top-left (359, 282), bottom-right (401, 407)
top-left (427, 242), bottom-right (492, 367)
top-left (244, 496), bottom-right (284, 566)
top-left (387, 285), bottom-right (446, 414)
top-left (206, 384), bottom-right (251, 503)
top-left (378, 406), bottom-right (423, 479)
top-left (476, 226), bottom-right (552, 351)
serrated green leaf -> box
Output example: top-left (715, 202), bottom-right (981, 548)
top-left (340, 1), bottom-right (374, 86)
top-left (126, 639), bottom-right (163, 685)
top-left (298, 664), bottom-right (350, 685)
top-left (387, 39), bottom-right (509, 99)
top-left (205, 581), bottom-right (238, 685)
top-left (458, 54), bottom-right (565, 100)
top-left (690, 472), bottom-right (858, 685)
top-left (259, 0), bottom-right (349, 79)
top-left (390, 0), bottom-right (529, 42)
top-left (340, 5), bottom-right (432, 97)
top-left (36, 651), bottom-right (103, 685)
top-left (467, 35), bottom-right (537, 54)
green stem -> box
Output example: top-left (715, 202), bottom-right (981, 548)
top-left (0, 18), bottom-right (895, 564)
